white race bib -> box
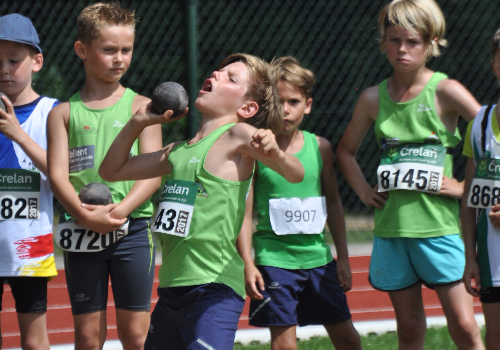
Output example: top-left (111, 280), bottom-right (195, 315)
top-left (269, 196), bottom-right (327, 235)
top-left (468, 155), bottom-right (500, 208)
top-left (377, 144), bottom-right (446, 193)
top-left (0, 169), bottom-right (40, 220)
top-left (154, 180), bottom-right (198, 237)
top-left (56, 217), bottom-right (129, 252)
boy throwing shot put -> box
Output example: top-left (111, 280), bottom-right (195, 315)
top-left (236, 56), bottom-right (362, 350)
top-left (0, 13), bottom-right (59, 350)
top-left (336, 0), bottom-right (484, 349)
top-left (99, 53), bottom-right (304, 350)
top-left (47, 3), bottom-right (161, 350)
top-left (462, 27), bottom-right (500, 350)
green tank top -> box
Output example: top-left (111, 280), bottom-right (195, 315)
top-left (373, 72), bottom-right (460, 238)
top-left (67, 88), bottom-right (153, 218)
top-left (253, 131), bottom-right (333, 269)
top-left (157, 123), bottom-right (251, 298)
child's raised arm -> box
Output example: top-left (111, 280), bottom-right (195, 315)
top-left (336, 87), bottom-right (388, 209)
top-left (99, 106), bottom-right (184, 182)
top-left (0, 96), bottom-right (48, 175)
top-left (230, 123), bottom-right (304, 183)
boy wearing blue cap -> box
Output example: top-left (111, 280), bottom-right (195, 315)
top-left (0, 13), bottom-right (59, 350)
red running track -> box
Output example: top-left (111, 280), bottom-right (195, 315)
top-left (1, 255), bottom-right (482, 348)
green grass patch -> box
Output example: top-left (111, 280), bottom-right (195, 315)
top-left (234, 326), bottom-right (479, 349)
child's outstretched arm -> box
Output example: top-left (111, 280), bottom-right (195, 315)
top-left (230, 123), bottom-right (304, 183)
top-left (236, 178), bottom-right (265, 300)
top-left (47, 104), bottom-right (126, 233)
top-left (319, 137), bottom-right (352, 292)
top-left (0, 95), bottom-right (48, 175)
top-left (461, 157), bottom-right (481, 297)
top-left (99, 105), bottom-right (186, 182)
top-left (336, 87), bottom-right (388, 209)
top-left (104, 97), bottom-right (164, 220)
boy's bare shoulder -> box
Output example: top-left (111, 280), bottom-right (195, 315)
top-left (132, 94), bottom-right (151, 113)
top-left (49, 101), bottom-right (70, 117)
top-left (227, 122), bottom-right (257, 138)
top-left (359, 85), bottom-right (379, 105)
top-left (315, 135), bottom-right (334, 158)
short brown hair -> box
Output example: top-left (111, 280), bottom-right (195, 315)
top-left (218, 53), bottom-right (283, 135)
top-left (77, 2), bottom-right (136, 46)
top-left (378, 0), bottom-right (447, 60)
top-left (269, 56), bottom-right (315, 99)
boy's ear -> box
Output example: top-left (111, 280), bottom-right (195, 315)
top-left (32, 53), bottom-right (43, 73)
top-left (304, 97), bottom-right (313, 115)
top-left (74, 41), bottom-right (87, 59)
top-left (237, 101), bottom-right (259, 119)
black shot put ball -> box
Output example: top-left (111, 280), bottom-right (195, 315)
top-left (150, 82), bottom-right (189, 117)
top-left (78, 183), bottom-right (113, 205)
top-left (0, 91), bottom-right (7, 112)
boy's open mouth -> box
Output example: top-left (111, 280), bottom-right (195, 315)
top-left (201, 79), bottom-right (212, 92)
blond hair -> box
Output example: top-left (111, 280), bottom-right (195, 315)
top-left (378, 0), bottom-right (447, 59)
top-left (77, 2), bottom-right (136, 46)
top-left (218, 53), bottom-right (283, 135)
top-left (269, 56), bottom-right (315, 99)
top-left (492, 27), bottom-right (500, 57)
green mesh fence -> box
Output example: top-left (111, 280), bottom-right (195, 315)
top-left (1, 0), bottom-right (499, 231)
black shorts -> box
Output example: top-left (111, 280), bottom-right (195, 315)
top-left (480, 287), bottom-right (500, 303)
top-left (0, 276), bottom-right (47, 313)
top-left (64, 218), bottom-right (155, 315)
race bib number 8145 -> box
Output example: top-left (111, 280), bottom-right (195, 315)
top-left (377, 144), bottom-right (445, 193)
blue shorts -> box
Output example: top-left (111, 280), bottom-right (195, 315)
top-left (64, 218), bottom-right (155, 315)
top-left (249, 260), bottom-right (352, 327)
top-left (0, 277), bottom-right (47, 313)
top-left (144, 283), bottom-right (245, 350)
top-left (369, 234), bottom-right (465, 291)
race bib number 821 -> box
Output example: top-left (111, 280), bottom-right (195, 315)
top-left (0, 169), bottom-right (40, 220)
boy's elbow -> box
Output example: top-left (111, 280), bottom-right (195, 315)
top-left (287, 167), bottom-right (305, 183)
top-left (98, 167), bottom-right (114, 182)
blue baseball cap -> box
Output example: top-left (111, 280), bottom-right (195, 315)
top-left (0, 14), bottom-right (42, 53)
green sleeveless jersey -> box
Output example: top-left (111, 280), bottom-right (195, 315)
top-left (373, 72), bottom-right (461, 238)
top-left (253, 131), bottom-right (333, 268)
top-left (157, 124), bottom-right (251, 298)
top-left (67, 88), bottom-right (153, 218)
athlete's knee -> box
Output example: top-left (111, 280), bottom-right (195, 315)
top-left (447, 315), bottom-right (482, 346)
top-left (20, 337), bottom-right (49, 350)
top-left (118, 328), bottom-right (148, 350)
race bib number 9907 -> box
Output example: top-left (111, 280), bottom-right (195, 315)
top-left (0, 169), bottom-right (40, 220)
top-left (154, 180), bottom-right (198, 237)
top-left (377, 144), bottom-right (445, 193)
top-left (468, 155), bottom-right (500, 209)
top-left (269, 197), bottom-right (327, 235)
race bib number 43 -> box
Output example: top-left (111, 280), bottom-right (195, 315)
top-left (269, 197), bottom-right (327, 235)
top-left (377, 144), bottom-right (446, 193)
top-left (468, 154), bottom-right (500, 208)
top-left (0, 169), bottom-right (40, 220)
top-left (154, 180), bottom-right (198, 237)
